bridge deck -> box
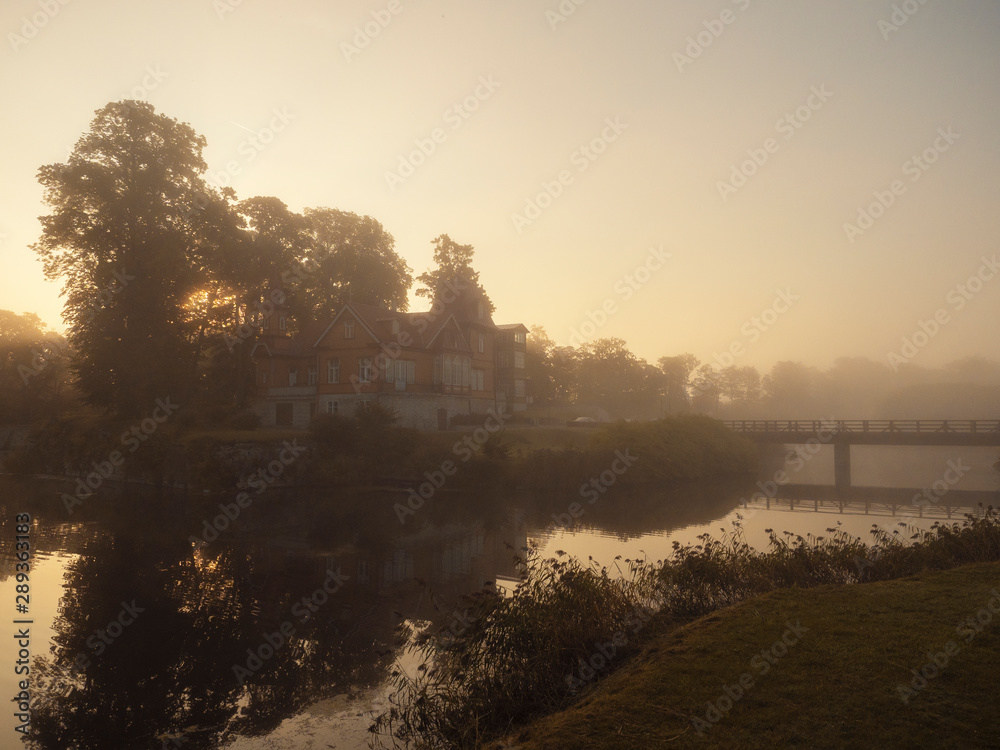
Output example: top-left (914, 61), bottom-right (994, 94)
top-left (723, 420), bottom-right (1000, 446)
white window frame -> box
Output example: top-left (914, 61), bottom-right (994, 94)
top-left (359, 357), bottom-right (372, 383)
top-left (344, 319), bottom-right (355, 339)
top-left (327, 359), bottom-right (340, 384)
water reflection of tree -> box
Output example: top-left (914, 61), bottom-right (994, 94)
top-left (25, 534), bottom-right (396, 749)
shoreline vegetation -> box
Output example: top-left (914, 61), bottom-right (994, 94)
top-left (1, 411), bottom-right (758, 495)
top-left (368, 509), bottom-right (1000, 750)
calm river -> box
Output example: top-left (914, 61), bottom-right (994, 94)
top-left (1, 444), bottom-right (997, 749)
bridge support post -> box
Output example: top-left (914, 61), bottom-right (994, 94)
top-left (834, 441), bottom-right (851, 496)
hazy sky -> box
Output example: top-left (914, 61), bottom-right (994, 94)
top-left (2, 0), bottom-right (999, 372)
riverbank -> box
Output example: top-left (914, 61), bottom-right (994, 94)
top-left (505, 561), bottom-right (1000, 749)
top-left (2, 413), bottom-right (758, 492)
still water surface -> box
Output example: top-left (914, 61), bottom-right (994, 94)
top-left (1, 452), bottom-right (995, 750)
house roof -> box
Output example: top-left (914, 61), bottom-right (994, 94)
top-left (496, 323), bottom-right (529, 332)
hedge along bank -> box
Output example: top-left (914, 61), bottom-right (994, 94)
top-left (190, 439), bottom-right (308, 544)
top-left (394, 408), bottom-right (510, 523)
top-left (62, 397), bottom-right (181, 514)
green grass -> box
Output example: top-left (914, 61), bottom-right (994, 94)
top-left (507, 562), bottom-right (1000, 750)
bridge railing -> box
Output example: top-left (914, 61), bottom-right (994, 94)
top-left (721, 420), bottom-right (1000, 434)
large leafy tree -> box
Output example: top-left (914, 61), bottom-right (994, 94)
top-left (298, 207), bottom-right (412, 316)
top-left (0, 310), bottom-right (73, 421)
top-left (657, 353), bottom-right (699, 414)
top-left (32, 101), bottom-right (222, 417)
top-left (415, 234), bottom-right (494, 312)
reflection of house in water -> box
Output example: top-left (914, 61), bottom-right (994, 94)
top-left (260, 521), bottom-right (527, 603)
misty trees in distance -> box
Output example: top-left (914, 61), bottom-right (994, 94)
top-left (526, 331), bottom-right (1000, 421)
top-left (30, 100), bottom-right (413, 418)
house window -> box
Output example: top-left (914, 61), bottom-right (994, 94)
top-left (326, 400), bottom-right (339, 415)
top-left (514, 351), bottom-right (525, 369)
top-left (327, 359), bottom-right (340, 384)
top-left (463, 357), bottom-right (471, 387)
top-left (279, 316), bottom-right (287, 331)
top-left (514, 331), bottom-right (525, 344)
top-left (500, 383), bottom-right (510, 398)
top-left (514, 379), bottom-right (526, 397)
top-left (262, 316), bottom-right (270, 329)
top-left (433, 356), bottom-right (442, 385)
top-left (308, 367), bottom-right (317, 385)
top-left (288, 369), bottom-right (298, 386)
top-left (478, 333), bottom-right (485, 353)
top-left (391, 319), bottom-right (400, 335)
top-left (261, 371), bottom-right (268, 385)
top-left (344, 320), bottom-right (355, 339)
top-left (499, 353), bottom-right (511, 369)
top-left (359, 357), bottom-right (372, 383)
top-left (472, 369), bottom-right (484, 391)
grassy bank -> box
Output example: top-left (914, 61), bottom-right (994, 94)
top-left (508, 561), bottom-right (1000, 749)
top-left (369, 510), bottom-right (1000, 749)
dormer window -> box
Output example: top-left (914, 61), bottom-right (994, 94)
top-left (392, 319), bottom-right (400, 335)
top-left (344, 320), bottom-right (355, 339)
top-left (278, 316), bottom-right (287, 331)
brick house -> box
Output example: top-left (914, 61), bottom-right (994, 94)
top-left (251, 280), bottom-right (528, 430)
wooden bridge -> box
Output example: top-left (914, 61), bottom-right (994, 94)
top-left (722, 420), bottom-right (1000, 493)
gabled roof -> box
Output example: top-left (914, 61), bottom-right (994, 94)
top-left (312, 301), bottom-right (383, 349)
top-left (425, 313), bottom-right (472, 352)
